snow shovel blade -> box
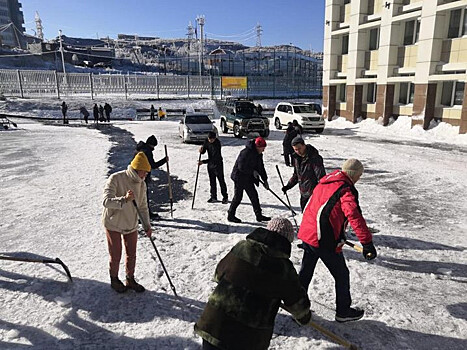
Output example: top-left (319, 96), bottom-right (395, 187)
top-left (0, 255), bottom-right (72, 282)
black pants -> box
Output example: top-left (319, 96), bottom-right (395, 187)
top-left (208, 165), bottom-right (228, 200)
top-left (203, 340), bottom-right (221, 350)
top-left (283, 151), bottom-right (292, 166)
top-left (300, 195), bottom-right (310, 212)
top-left (228, 180), bottom-right (261, 217)
top-left (298, 243), bottom-right (351, 314)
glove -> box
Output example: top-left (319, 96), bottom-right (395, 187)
top-left (262, 180), bottom-right (269, 190)
top-left (362, 242), bottom-right (377, 260)
top-left (252, 170), bottom-right (259, 179)
top-left (282, 185), bottom-right (289, 194)
top-left (295, 310), bottom-right (312, 326)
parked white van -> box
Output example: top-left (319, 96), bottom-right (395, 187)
top-left (273, 102), bottom-right (325, 133)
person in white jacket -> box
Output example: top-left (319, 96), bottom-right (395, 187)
top-left (102, 152), bottom-right (152, 293)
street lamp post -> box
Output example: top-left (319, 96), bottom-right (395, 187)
top-left (58, 30), bottom-right (67, 85)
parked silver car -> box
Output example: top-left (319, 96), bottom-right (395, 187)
top-left (179, 113), bottom-right (218, 143)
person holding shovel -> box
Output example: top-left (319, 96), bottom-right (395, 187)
top-left (199, 131), bottom-right (228, 204)
top-left (102, 152), bottom-right (152, 293)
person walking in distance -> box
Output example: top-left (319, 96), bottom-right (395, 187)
top-left (228, 137), bottom-right (271, 223)
top-left (93, 104), bottom-right (99, 124)
top-left (297, 158), bottom-right (377, 323)
top-left (79, 106), bottom-right (89, 124)
top-left (150, 105), bottom-right (156, 121)
top-left (104, 103), bottom-right (112, 123)
top-left (199, 131), bottom-right (228, 204)
top-left (158, 107), bottom-right (166, 120)
top-left (282, 136), bottom-right (326, 211)
top-left (292, 119), bottom-right (303, 136)
top-left (282, 122), bottom-right (298, 167)
top-left (61, 101), bottom-right (68, 124)
top-left (195, 217), bottom-right (312, 350)
top-left (98, 105), bottom-right (105, 122)
top-left (135, 135), bottom-right (168, 219)
top-left (102, 152), bottom-right (153, 293)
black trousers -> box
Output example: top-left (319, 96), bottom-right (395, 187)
top-left (298, 243), bottom-right (351, 314)
top-left (208, 165), bottom-right (228, 200)
top-left (228, 180), bottom-right (261, 217)
top-left (300, 195), bottom-right (310, 212)
top-left (283, 151), bottom-right (292, 166)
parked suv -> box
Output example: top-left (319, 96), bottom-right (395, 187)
top-left (220, 98), bottom-right (270, 138)
top-left (273, 102), bottom-right (325, 133)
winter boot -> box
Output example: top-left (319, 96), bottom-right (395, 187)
top-left (207, 197), bottom-right (217, 203)
top-left (110, 277), bottom-right (127, 293)
top-left (227, 212), bottom-right (242, 223)
top-left (126, 276), bottom-right (145, 293)
top-left (335, 307), bottom-right (364, 323)
top-left (222, 197), bottom-right (228, 204)
top-left (256, 214), bottom-right (271, 222)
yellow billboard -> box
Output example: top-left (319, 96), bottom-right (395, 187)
top-left (222, 76), bottom-right (247, 89)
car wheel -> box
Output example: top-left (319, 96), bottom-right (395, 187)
top-left (260, 129), bottom-right (270, 138)
top-left (315, 128), bottom-right (324, 134)
top-left (233, 124), bottom-right (242, 138)
top-left (221, 119), bottom-right (228, 133)
top-left (275, 118), bottom-right (282, 130)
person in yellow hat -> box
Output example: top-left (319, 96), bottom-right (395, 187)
top-left (102, 152), bottom-right (152, 293)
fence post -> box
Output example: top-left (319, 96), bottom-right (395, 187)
top-left (124, 76), bottom-right (128, 100)
top-left (273, 76), bottom-right (276, 98)
top-left (89, 73), bottom-right (94, 100)
top-left (219, 76), bottom-right (223, 100)
top-left (54, 70), bottom-right (60, 99)
top-left (187, 75), bottom-right (190, 99)
top-left (156, 76), bottom-right (160, 99)
top-left (16, 70), bottom-right (24, 98)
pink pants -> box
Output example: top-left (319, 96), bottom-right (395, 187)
top-left (105, 229), bottom-right (138, 278)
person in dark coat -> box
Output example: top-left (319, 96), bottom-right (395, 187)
top-left (228, 137), bottom-right (270, 223)
top-left (292, 119), bottom-right (303, 135)
top-left (79, 106), bottom-right (89, 124)
top-left (282, 122), bottom-right (298, 167)
top-left (93, 104), bottom-right (99, 123)
top-left (282, 136), bottom-right (326, 211)
top-left (135, 135), bottom-right (168, 219)
top-left (61, 101), bottom-right (68, 124)
top-left (150, 105), bottom-right (156, 121)
top-left (195, 217), bottom-right (312, 350)
top-left (104, 103), bottom-right (112, 122)
top-left (199, 131), bottom-right (228, 204)
top-left (298, 159), bottom-right (377, 323)
top-left (98, 105), bottom-right (105, 122)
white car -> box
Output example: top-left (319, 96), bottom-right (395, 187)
top-left (273, 102), bottom-right (325, 133)
top-left (178, 113), bottom-right (218, 143)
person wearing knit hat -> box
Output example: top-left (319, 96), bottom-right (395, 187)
top-left (228, 137), bottom-right (271, 223)
top-left (282, 137), bottom-right (326, 211)
top-left (102, 152), bottom-right (153, 294)
top-left (341, 158), bottom-right (364, 183)
top-left (135, 135), bottom-right (169, 219)
top-left (195, 223), bottom-right (311, 350)
top-left (296, 158), bottom-right (377, 323)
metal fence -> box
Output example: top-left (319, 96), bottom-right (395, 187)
top-left (0, 69), bottom-right (322, 100)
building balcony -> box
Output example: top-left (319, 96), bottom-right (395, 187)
top-left (396, 45), bottom-right (418, 73)
top-left (364, 50), bottom-right (379, 73)
top-left (439, 37), bottom-right (467, 72)
top-left (336, 54), bottom-right (348, 77)
top-left (339, 3), bottom-right (351, 28)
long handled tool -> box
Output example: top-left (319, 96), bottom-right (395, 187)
top-left (275, 165), bottom-right (299, 231)
top-left (280, 303), bottom-right (358, 349)
top-left (0, 255), bottom-right (72, 282)
top-left (257, 178), bottom-right (297, 216)
top-left (345, 240), bottom-right (375, 260)
top-left (132, 200), bottom-right (178, 297)
top-left (192, 153), bottom-right (202, 209)
top-left (164, 145), bottom-right (174, 218)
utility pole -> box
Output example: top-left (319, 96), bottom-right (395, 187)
top-left (58, 30), bottom-right (67, 85)
top-left (196, 15), bottom-right (205, 76)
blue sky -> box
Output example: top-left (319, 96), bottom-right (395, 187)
top-left (21, 0), bottom-right (325, 51)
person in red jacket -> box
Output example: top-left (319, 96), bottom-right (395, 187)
top-left (297, 158), bottom-right (377, 323)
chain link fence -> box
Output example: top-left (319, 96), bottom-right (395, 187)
top-left (0, 69), bottom-right (322, 100)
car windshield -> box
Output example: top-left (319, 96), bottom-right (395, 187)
top-left (293, 105), bottom-right (318, 113)
top-left (236, 102), bottom-right (257, 115)
top-left (185, 115), bottom-right (211, 124)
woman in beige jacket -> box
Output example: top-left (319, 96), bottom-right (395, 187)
top-left (102, 152), bottom-right (152, 293)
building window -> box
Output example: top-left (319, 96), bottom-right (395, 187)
top-left (399, 82), bottom-right (415, 105)
top-left (342, 35), bottom-right (349, 55)
top-left (441, 81), bottom-right (465, 106)
top-left (403, 19), bottom-right (420, 45)
top-left (339, 84), bottom-right (347, 102)
top-left (448, 9), bottom-right (463, 38)
top-left (369, 28), bottom-right (379, 50)
top-left (367, 83), bottom-right (376, 103)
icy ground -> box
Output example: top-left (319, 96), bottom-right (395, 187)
top-left (1, 99), bottom-right (466, 349)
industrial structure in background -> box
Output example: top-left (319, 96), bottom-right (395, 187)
top-left (322, 0), bottom-right (467, 133)
top-left (0, 0), bottom-right (25, 48)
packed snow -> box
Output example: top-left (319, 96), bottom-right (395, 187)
top-left (1, 98), bottom-right (466, 349)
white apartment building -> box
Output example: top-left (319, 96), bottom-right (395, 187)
top-left (322, 0), bottom-right (467, 133)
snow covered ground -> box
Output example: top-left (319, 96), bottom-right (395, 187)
top-left (1, 98), bottom-right (466, 349)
